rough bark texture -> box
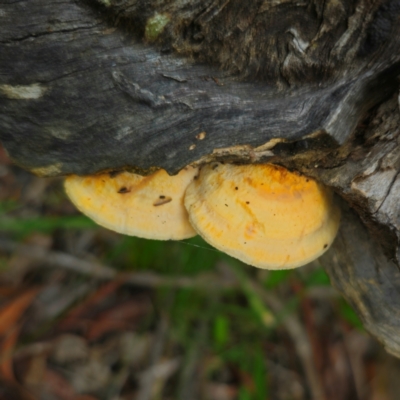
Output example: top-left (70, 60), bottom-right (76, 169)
top-left (321, 201), bottom-right (400, 358)
top-left (1, 0), bottom-right (400, 355)
top-left (1, 0), bottom-right (399, 177)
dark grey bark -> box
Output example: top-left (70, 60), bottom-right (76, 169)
top-left (1, 0), bottom-right (400, 355)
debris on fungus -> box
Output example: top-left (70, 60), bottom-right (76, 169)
top-left (184, 163), bottom-right (341, 269)
top-left (64, 167), bottom-right (198, 240)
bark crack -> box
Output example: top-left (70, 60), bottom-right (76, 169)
top-left (375, 169), bottom-right (400, 215)
top-left (0, 23), bottom-right (102, 44)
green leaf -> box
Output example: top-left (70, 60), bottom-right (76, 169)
top-left (305, 268), bottom-right (331, 286)
top-left (238, 387), bottom-right (252, 400)
top-left (253, 351), bottom-right (268, 400)
top-left (339, 300), bottom-right (364, 331)
top-left (227, 263), bottom-right (275, 329)
top-left (0, 215), bottom-right (96, 234)
top-left (264, 270), bottom-right (292, 288)
top-left (213, 315), bottom-right (230, 348)
top-left (0, 200), bottom-right (19, 214)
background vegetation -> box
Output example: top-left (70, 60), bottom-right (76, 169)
top-left (0, 145), bottom-right (399, 400)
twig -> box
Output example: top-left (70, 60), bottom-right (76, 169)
top-left (13, 341), bottom-right (54, 360)
top-left (138, 357), bottom-right (182, 399)
top-left (249, 280), bottom-right (326, 400)
top-left (224, 263), bottom-right (326, 400)
top-left (178, 317), bottom-right (208, 400)
top-left (0, 239), bottom-right (334, 298)
top-left (0, 239), bottom-right (115, 277)
top-left (0, 239), bottom-right (236, 290)
top-left (137, 315), bottom-right (172, 400)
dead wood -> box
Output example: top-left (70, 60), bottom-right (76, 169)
top-left (1, 0), bottom-right (400, 356)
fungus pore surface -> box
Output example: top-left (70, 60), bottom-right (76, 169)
top-left (184, 163), bottom-right (341, 269)
top-left (65, 167), bottom-right (198, 240)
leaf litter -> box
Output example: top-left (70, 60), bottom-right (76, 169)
top-left (0, 144), bottom-right (400, 400)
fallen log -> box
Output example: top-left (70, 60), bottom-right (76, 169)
top-left (1, 0), bottom-right (400, 355)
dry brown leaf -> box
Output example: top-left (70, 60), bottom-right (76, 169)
top-left (86, 298), bottom-right (151, 341)
top-left (236, 368), bottom-right (255, 394)
top-left (0, 286), bottom-right (20, 298)
top-left (0, 288), bottom-right (40, 337)
top-left (203, 383), bottom-right (238, 400)
top-left (0, 146), bottom-right (20, 201)
top-left (0, 288), bottom-right (44, 390)
top-left (0, 146), bottom-right (11, 166)
top-left (0, 376), bottom-right (36, 400)
top-left (0, 324), bottom-right (20, 381)
top-left (58, 278), bottom-right (126, 331)
top-left (23, 352), bottom-right (47, 393)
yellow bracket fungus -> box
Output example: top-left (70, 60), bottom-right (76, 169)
top-left (64, 167), bottom-right (198, 240)
top-left (184, 163), bottom-right (341, 269)
top-left (64, 162), bottom-right (340, 269)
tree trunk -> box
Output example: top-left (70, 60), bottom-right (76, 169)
top-left (1, 0), bottom-right (400, 355)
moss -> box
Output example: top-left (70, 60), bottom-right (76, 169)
top-left (145, 13), bottom-right (170, 42)
top-left (97, 0), bottom-right (111, 6)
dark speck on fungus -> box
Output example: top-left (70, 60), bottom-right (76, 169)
top-left (153, 196), bottom-right (172, 206)
top-left (109, 170), bottom-right (122, 178)
top-left (118, 187), bottom-right (130, 194)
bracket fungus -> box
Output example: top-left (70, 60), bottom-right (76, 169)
top-left (184, 163), bottom-right (341, 270)
top-left (65, 162), bottom-right (340, 269)
top-left (64, 167), bottom-right (198, 240)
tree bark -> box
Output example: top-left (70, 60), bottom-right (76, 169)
top-left (1, 0), bottom-right (400, 355)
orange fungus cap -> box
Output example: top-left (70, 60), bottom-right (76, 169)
top-left (65, 167), bottom-right (198, 240)
top-left (184, 163), bottom-right (341, 269)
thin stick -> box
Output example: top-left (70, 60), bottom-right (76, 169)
top-left (218, 262), bottom-right (326, 400)
top-left (249, 280), bottom-right (327, 400)
top-left (0, 239), bottom-right (236, 290)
